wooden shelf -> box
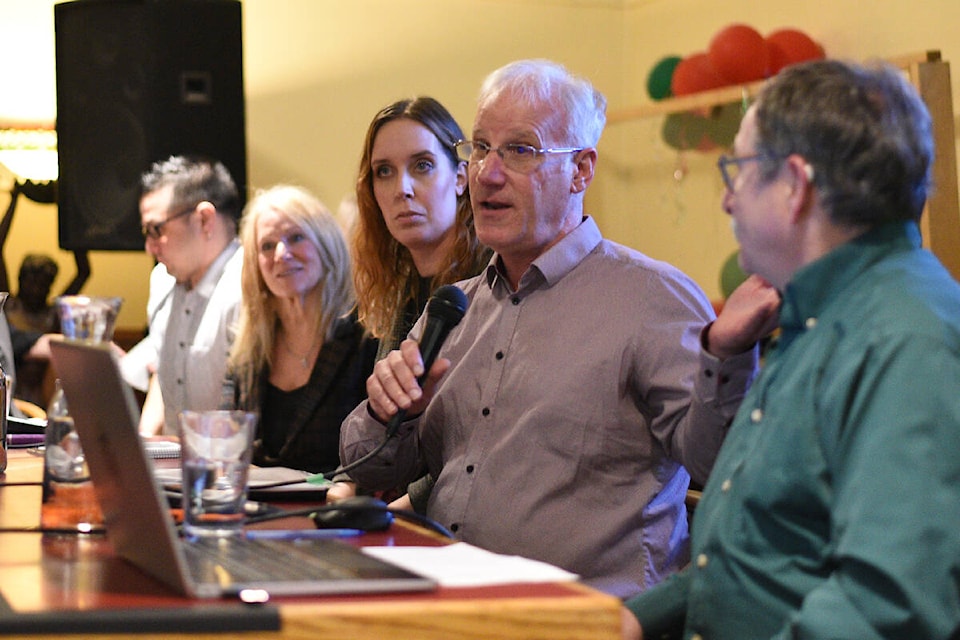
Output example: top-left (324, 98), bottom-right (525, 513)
top-left (609, 51), bottom-right (942, 122)
top-left (608, 50), bottom-right (960, 282)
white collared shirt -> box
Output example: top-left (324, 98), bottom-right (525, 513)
top-left (157, 239), bottom-right (243, 434)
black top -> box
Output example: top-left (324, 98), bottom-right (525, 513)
top-left (227, 314), bottom-right (378, 474)
top-left (377, 275), bottom-right (432, 361)
top-left (260, 382), bottom-right (306, 461)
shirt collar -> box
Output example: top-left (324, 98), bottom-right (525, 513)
top-left (189, 237), bottom-right (241, 298)
top-left (484, 216), bottom-right (603, 292)
top-left (780, 221), bottom-right (921, 331)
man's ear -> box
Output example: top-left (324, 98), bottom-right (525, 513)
top-left (784, 155), bottom-right (815, 222)
top-left (571, 148), bottom-right (597, 194)
top-left (195, 201), bottom-right (217, 234)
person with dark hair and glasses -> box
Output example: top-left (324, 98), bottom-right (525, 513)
top-left (623, 60), bottom-right (960, 640)
top-left (124, 155), bottom-right (244, 435)
top-left (342, 59), bottom-right (779, 598)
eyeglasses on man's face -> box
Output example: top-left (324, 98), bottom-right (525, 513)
top-left (454, 140), bottom-right (583, 174)
top-left (141, 203), bottom-right (197, 240)
top-left (717, 154), bottom-right (766, 192)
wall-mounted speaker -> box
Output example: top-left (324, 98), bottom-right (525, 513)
top-left (54, 0), bottom-right (246, 251)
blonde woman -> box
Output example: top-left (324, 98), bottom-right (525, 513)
top-left (225, 185), bottom-right (377, 475)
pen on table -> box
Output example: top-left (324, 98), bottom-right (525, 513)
top-left (7, 433), bottom-right (46, 447)
top-left (244, 528), bottom-right (364, 540)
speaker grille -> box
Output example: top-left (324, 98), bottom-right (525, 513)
top-left (55, 0), bottom-right (246, 251)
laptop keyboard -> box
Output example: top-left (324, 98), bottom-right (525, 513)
top-left (183, 536), bottom-right (358, 584)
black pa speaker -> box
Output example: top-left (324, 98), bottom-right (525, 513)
top-left (54, 0), bottom-right (247, 251)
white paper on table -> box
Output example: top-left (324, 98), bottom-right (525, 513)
top-left (361, 542), bottom-right (580, 587)
top-left (153, 465), bottom-right (326, 493)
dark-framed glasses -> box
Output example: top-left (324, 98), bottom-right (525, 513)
top-left (717, 154), bottom-right (766, 192)
top-left (141, 203), bottom-right (197, 240)
top-left (455, 140), bottom-right (583, 174)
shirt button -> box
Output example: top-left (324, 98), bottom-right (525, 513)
top-left (750, 408), bottom-right (763, 422)
top-left (450, 523), bottom-right (460, 533)
top-left (481, 407), bottom-right (490, 417)
top-left (495, 351), bottom-right (504, 360)
top-left (696, 554), bottom-right (708, 568)
top-left (466, 465), bottom-right (475, 473)
top-left (721, 478), bottom-right (732, 492)
top-left (511, 297), bottom-right (520, 305)
top-left (805, 316), bottom-right (817, 329)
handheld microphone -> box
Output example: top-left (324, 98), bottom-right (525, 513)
top-left (327, 285), bottom-right (469, 478)
top-left (384, 284), bottom-right (468, 438)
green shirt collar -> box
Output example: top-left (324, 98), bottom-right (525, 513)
top-left (780, 221), bottom-right (922, 333)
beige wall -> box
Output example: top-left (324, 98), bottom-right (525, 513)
top-left (0, 0), bottom-right (956, 329)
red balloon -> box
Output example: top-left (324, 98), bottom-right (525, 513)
top-left (671, 52), bottom-right (727, 96)
top-left (708, 24), bottom-right (769, 84)
top-left (766, 29), bottom-right (825, 74)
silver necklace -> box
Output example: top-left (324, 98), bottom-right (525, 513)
top-left (281, 334), bottom-right (318, 370)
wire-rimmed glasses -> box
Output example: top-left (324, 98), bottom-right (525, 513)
top-left (455, 140), bottom-right (583, 173)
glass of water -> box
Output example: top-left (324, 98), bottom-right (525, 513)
top-left (178, 410), bottom-right (257, 537)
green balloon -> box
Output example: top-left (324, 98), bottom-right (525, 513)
top-left (720, 250), bottom-right (748, 298)
top-left (707, 102), bottom-right (743, 148)
top-left (647, 56), bottom-right (682, 101)
top-left (662, 111), bottom-right (708, 151)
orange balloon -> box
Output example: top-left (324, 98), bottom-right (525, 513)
top-left (708, 24), bottom-right (769, 84)
top-left (671, 52), bottom-right (727, 96)
top-left (766, 29), bottom-right (825, 74)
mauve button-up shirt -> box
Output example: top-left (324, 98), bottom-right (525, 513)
top-left (341, 216), bottom-right (757, 597)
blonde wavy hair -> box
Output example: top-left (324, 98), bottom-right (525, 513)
top-left (229, 185), bottom-right (354, 378)
top-left (351, 97), bottom-right (489, 344)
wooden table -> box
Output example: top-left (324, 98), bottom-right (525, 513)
top-left (0, 449), bottom-right (622, 639)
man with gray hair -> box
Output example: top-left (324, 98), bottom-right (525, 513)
top-left (342, 59), bottom-right (778, 597)
top-left (624, 59), bottom-right (960, 640)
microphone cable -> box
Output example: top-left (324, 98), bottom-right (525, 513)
top-left (242, 503), bottom-right (454, 539)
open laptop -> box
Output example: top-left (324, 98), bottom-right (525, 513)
top-left (48, 339), bottom-right (435, 599)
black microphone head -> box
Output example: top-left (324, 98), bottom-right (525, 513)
top-left (426, 285), bottom-right (468, 326)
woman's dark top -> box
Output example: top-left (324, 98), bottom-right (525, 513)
top-left (376, 275), bottom-right (433, 361)
top-left (228, 313), bottom-right (378, 473)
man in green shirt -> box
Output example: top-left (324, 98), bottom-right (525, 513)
top-left (623, 60), bottom-right (960, 639)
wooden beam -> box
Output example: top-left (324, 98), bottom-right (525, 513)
top-left (915, 59), bottom-right (960, 280)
